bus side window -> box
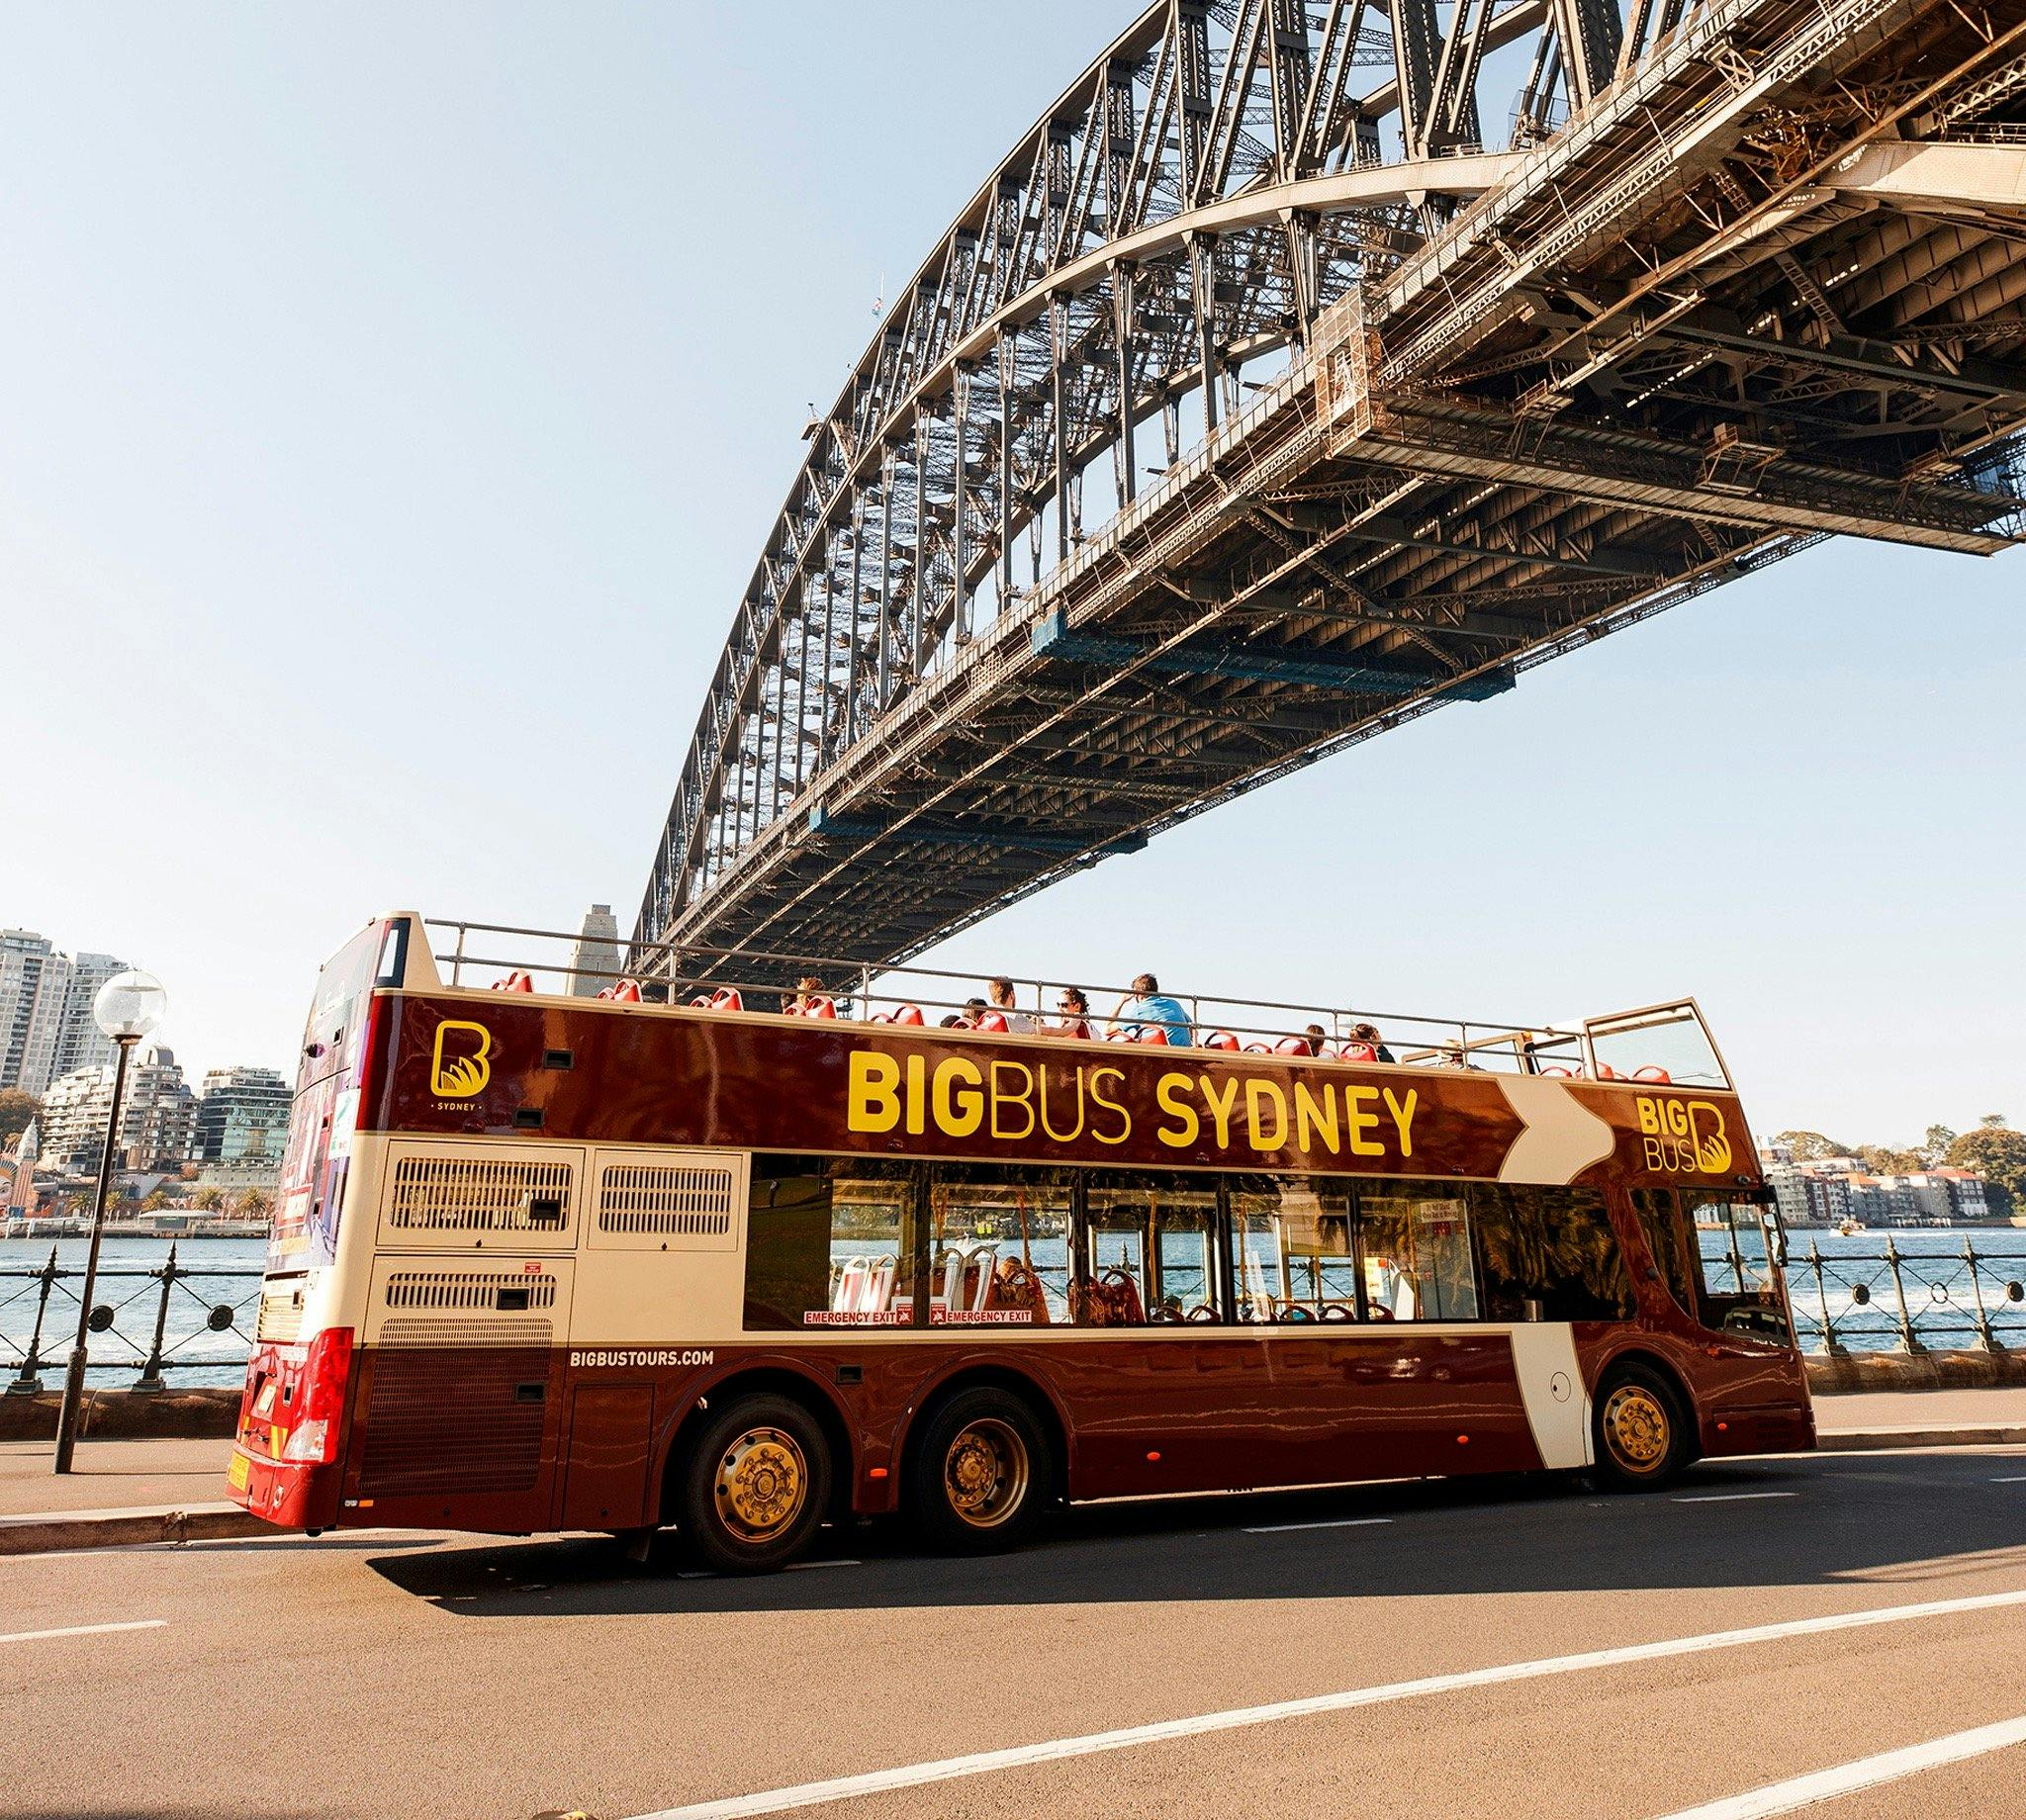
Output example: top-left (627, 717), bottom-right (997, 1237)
top-left (1229, 1177), bottom-right (1353, 1323)
top-left (1630, 1188), bottom-right (1699, 1320)
top-left (1079, 1182), bottom-right (1150, 1325)
top-left (1072, 1172), bottom-right (1231, 1326)
top-left (743, 1154), bottom-right (918, 1331)
top-left (1356, 1185), bottom-right (1480, 1321)
top-left (924, 1162), bottom-right (1073, 1326)
top-left (1470, 1183), bottom-right (1636, 1321)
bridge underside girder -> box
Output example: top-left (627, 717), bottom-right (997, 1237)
top-left (635, 0), bottom-right (2026, 981)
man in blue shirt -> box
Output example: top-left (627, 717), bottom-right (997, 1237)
top-left (1109, 972), bottom-right (1193, 1047)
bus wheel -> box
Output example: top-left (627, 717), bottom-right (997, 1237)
top-left (1592, 1365), bottom-right (1690, 1491)
top-left (907, 1389), bottom-right (1051, 1554)
top-left (678, 1395), bottom-right (831, 1575)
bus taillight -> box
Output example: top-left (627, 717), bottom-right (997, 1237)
top-left (278, 1326), bottom-right (354, 1465)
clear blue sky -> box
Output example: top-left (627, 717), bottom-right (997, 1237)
top-left (0, 3), bottom-right (2018, 1143)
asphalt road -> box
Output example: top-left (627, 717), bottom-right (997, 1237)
top-left (6, 1447), bottom-right (2026, 1820)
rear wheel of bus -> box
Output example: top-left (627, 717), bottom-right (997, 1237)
top-left (906, 1388), bottom-right (1052, 1554)
top-left (676, 1394), bottom-right (831, 1575)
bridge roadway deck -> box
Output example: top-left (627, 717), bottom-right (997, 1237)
top-left (6, 1444), bottom-right (2026, 1819)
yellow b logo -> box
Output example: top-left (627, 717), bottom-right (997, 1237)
top-left (1689, 1102), bottom-right (1733, 1174)
top-left (430, 1020), bottom-right (493, 1098)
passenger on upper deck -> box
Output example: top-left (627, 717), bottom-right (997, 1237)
top-left (988, 976), bottom-right (1037, 1035)
top-left (1108, 973), bottom-right (1192, 1047)
top-left (1350, 1021), bottom-right (1396, 1063)
top-left (958, 998), bottom-right (989, 1030)
top-left (787, 975), bottom-right (826, 1015)
top-left (1302, 1024), bottom-right (1328, 1057)
top-left (1054, 987), bottom-right (1092, 1040)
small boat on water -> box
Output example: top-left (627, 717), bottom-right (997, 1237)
top-left (1835, 1217), bottom-right (1867, 1235)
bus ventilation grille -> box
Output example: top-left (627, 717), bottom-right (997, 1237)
top-left (597, 1163), bottom-right (736, 1237)
top-left (387, 1154), bottom-right (575, 1232)
top-left (383, 1270), bottom-right (561, 1313)
top-left (255, 1288), bottom-right (305, 1344)
top-left (360, 1340), bottom-right (550, 1497)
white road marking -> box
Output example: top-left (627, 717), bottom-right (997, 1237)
top-left (1672, 1492), bottom-right (1797, 1504)
top-left (783, 1559), bottom-right (860, 1573)
top-left (619, 1587), bottom-right (2026, 1820)
top-left (1243, 1516), bottom-right (1393, 1534)
top-left (1653, 1714), bottom-right (2026, 1818)
top-left (0, 1620), bottom-right (165, 1645)
top-left (1990, 1475), bottom-right (2026, 1484)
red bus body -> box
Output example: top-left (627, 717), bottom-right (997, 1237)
top-left (230, 916), bottom-right (1812, 1541)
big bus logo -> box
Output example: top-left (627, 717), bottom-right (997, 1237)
top-left (1636, 1095), bottom-right (1732, 1175)
top-left (430, 1020), bottom-right (494, 1098)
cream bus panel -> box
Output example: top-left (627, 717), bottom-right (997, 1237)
top-left (364, 1256), bottom-right (576, 1349)
top-left (371, 1138), bottom-right (585, 1253)
top-left (585, 1148), bottom-right (747, 1253)
top-left (570, 1149), bottom-right (748, 1342)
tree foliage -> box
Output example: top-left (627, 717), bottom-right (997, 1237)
top-left (0, 1090), bottom-right (40, 1147)
top-left (1947, 1126), bottom-right (2026, 1214)
top-left (1857, 1144), bottom-right (1925, 1175)
top-left (1775, 1130), bottom-right (1850, 1161)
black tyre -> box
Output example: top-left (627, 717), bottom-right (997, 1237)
top-left (676, 1394), bottom-right (831, 1575)
top-left (906, 1388), bottom-right (1052, 1554)
top-left (1591, 1364), bottom-right (1694, 1491)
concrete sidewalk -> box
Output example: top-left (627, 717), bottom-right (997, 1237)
top-left (0, 1437), bottom-right (252, 1554)
top-left (0, 1388), bottom-right (2022, 1558)
top-left (1811, 1384), bottom-right (2026, 1451)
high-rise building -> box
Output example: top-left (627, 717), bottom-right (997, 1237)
top-left (40, 1046), bottom-right (196, 1175)
top-left (0, 931), bottom-right (66, 1095)
top-left (0, 932), bottom-right (131, 1097)
top-left (50, 953), bottom-right (127, 1079)
top-left (568, 903), bottom-right (622, 998)
top-left (191, 1065), bottom-right (292, 1165)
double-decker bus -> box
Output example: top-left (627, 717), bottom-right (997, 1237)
top-left (229, 913), bottom-right (1810, 1573)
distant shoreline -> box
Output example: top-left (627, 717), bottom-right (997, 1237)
top-left (0, 1222), bottom-right (272, 1240)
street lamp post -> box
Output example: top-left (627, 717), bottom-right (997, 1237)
top-left (52, 969), bottom-right (166, 1474)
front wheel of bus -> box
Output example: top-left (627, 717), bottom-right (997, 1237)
top-left (907, 1389), bottom-right (1052, 1555)
top-left (1591, 1365), bottom-right (1692, 1491)
top-left (678, 1396), bottom-right (831, 1575)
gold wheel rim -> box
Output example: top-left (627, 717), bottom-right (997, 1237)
top-left (1602, 1385), bottom-right (1671, 1473)
top-left (944, 1417), bottom-right (1030, 1529)
top-left (713, 1425), bottom-right (808, 1540)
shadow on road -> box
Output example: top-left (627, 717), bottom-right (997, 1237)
top-left (366, 1449), bottom-right (2026, 1620)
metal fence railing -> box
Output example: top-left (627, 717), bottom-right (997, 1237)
top-left (0, 1247), bottom-right (262, 1394)
top-left (1785, 1237), bottom-right (2026, 1356)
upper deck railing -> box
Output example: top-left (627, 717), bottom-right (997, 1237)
top-left (415, 916), bottom-right (1734, 1091)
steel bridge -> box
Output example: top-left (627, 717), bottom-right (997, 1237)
top-left (633, 0), bottom-right (2026, 978)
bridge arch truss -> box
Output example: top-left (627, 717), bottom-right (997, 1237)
top-left (636, 0), bottom-right (2026, 975)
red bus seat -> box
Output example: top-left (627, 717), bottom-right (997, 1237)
top-left (893, 1004), bottom-right (925, 1026)
top-left (709, 987), bottom-right (744, 1012)
top-left (491, 970), bottom-right (535, 993)
top-left (1337, 1042), bottom-right (1378, 1062)
top-left (1273, 1037), bottom-right (1309, 1055)
top-left (1632, 1066), bottom-right (1672, 1083)
top-left (1136, 1028), bottom-right (1170, 1046)
top-left (1203, 1031), bottom-right (1240, 1051)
